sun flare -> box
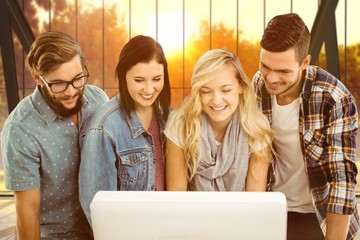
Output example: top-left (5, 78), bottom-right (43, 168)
top-left (152, 14), bottom-right (193, 54)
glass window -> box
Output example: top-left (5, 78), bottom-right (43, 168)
top-left (237, 0), bottom-right (263, 78)
top-left (264, 0), bottom-right (291, 24)
top-left (103, 0), bottom-right (129, 97)
top-left (184, 0), bottom-right (210, 93)
top-left (211, 0), bottom-right (237, 53)
top-left (1, 0), bottom-right (359, 193)
top-left (158, 0), bottom-right (184, 108)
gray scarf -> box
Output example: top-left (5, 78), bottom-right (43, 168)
top-left (189, 112), bottom-right (249, 191)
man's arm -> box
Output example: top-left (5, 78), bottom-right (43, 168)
top-left (325, 212), bottom-right (351, 240)
top-left (323, 90), bottom-right (358, 239)
top-left (14, 189), bottom-right (41, 240)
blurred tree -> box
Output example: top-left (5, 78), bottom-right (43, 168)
top-left (238, 39), bottom-right (261, 79)
top-left (180, 21), bottom-right (260, 90)
top-left (344, 43), bottom-right (360, 88)
top-left (1, 2), bottom-right (360, 115)
top-left (318, 43), bottom-right (360, 112)
top-left (211, 22), bottom-right (237, 53)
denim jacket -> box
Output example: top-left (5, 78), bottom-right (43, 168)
top-left (79, 95), bottom-right (166, 224)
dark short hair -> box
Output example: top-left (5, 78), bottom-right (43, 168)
top-left (116, 35), bottom-right (171, 120)
top-left (25, 31), bottom-right (85, 76)
top-left (260, 13), bottom-right (310, 63)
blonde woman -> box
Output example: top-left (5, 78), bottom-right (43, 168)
top-left (165, 49), bottom-right (272, 191)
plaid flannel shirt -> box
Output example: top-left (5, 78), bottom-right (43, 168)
top-left (252, 65), bottom-right (359, 239)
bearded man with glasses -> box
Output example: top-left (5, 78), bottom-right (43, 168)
top-left (38, 65), bottom-right (89, 120)
top-left (1, 31), bottom-right (108, 239)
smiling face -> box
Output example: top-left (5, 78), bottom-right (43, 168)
top-left (200, 63), bottom-right (241, 128)
top-left (259, 48), bottom-right (310, 104)
top-left (36, 55), bottom-right (85, 117)
top-left (125, 59), bottom-right (164, 112)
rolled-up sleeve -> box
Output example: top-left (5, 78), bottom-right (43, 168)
top-left (326, 94), bottom-right (358, 215)
top-left (1, 123), bottom-right (41, 191)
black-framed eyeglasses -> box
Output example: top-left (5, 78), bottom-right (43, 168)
top-left (39, 65), bottom-right (89, 93)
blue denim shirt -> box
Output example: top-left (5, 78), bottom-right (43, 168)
top-left (1, 85), bottom-right (108, 239)
top-left (79, 95), bottom-right (166, 225)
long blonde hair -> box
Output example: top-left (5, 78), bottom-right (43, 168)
top-left (175, 49), bottom-right (272, 180)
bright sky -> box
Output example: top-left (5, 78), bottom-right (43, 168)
top-left (32, 0), bottom-right (360, 52)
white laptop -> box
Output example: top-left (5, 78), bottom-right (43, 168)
top-left (90, 191), bottom-right (287, 240)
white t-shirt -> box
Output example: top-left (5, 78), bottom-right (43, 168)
top-left (271, 96), bottom-right (314, 213)
top-left (164, 111), bottom-right (185, 149)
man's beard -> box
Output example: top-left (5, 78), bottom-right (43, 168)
top-left (40, 85), bottom-right (84, 118)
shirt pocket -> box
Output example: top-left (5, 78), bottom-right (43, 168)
top-left (303, 128), bottom-right (325, 166)
top-left (117, 151), bottom-right (149, 190)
